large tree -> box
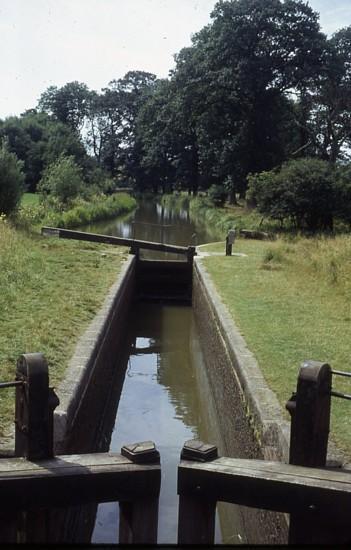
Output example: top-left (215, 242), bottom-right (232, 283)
top-left (38, 81), bottom-right (90, 132)
top-left (85, 71), bottom-right (156, 181)
top-left (302, 26), bottom-right (351, 163)
top-left (166, 0), bottom-right (326, 197)
top-left (0, 143), bottom-right (25, 215)
top-left (0, 111), bottom-right (89, 191)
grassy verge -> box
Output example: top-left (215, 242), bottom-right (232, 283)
top-left (200, 236), bottom-right (351, 456)
top-left (161, 194), bottom-right (283, 239)
top-left (17, 192), bottom-right (136, 231)
top-left (0, 218), bottom-right (130, 440)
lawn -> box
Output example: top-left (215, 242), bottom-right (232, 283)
top-left (21, 192), bottom-right (40, 207)
top-left (200, 235), bottom-right (351, 456)
top-left (0, 219), bottom-right (129, 440)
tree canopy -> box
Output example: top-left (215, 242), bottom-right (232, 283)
top-left (1, 0), bottom-right (350, 215)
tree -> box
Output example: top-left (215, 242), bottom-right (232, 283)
top-left (38, 81), bottom-right (90, 132)
top-left (85, 71), bottom-right (156, 181)
top-left (0, 143), bottom-right (25, 215)
top-left (335, 163), bottom-right (351, 226)
top-left (166, 0), bottom-right (326, 197)
top-left (302, 26), bottom-right (351, 163)
top-left (0, 111), bottom-right (90, 192)
top-left (247, 158), bottom-right (336, 231)
top-left (38, 155), bottom-right (84, 205)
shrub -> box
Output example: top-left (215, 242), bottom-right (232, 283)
top-left (0, 143), bottom-right (25, 215)
top-left (38, 155), bottom-right (84, 205)
top-left (335, 164), bottom-right (351, 227)
top-left (208, 184), bottom-right (227, 206)
top-left (247, 158), bottom-right (336, 231)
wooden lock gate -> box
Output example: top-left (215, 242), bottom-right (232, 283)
top-left (0, 356), bottom-right (351, 544)
top-left (0, 354), bottom-right (161, 544)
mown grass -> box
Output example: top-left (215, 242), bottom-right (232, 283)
top-left (0, 218), bottom-right (129, 440)
top-left (200, 235), bottom-right (351, 456)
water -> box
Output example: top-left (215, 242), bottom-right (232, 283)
top-left (82, 196), bottom-right (216, 254)
top-left (87, 198), bottom-right (245, 544)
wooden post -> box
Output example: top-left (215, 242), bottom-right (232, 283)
top-left (15, 353), bottom-right (59, 460)
top-left (14, 353), bottom-right (59, 544)
top-left (225, 229), bottom-right (236, 256)
top-left (119, 442), bottom-right (160, 544)
top-left (286, 360), bottom-right (332, 544)
top-left (286, 360), bottom-right (332, 468)
top-left (177, 440), bottom-right (218, 545)
top-left (187, 246), bottom-right (196, 265)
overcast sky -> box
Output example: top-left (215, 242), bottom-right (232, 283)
top-left (0, 0), bottom-right (350, 120)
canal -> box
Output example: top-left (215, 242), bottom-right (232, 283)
top-left (84, 198), bottom-right (245, 544)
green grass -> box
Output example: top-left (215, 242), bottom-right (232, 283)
top-left (200, 236), bottom-right (351, 456)
top-left (16, 192), bottom-right (136, 231)
top-left (21, 193), bottom-right (40, 207)
top-left (0, 218), bottom-right (129, 439)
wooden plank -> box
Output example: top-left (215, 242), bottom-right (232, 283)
top-left (286, 362), bottom-right (333, 544)
top-left (119, 497), bottom-right (159, 544)
top-left (41, 227), bottom-right (192, 256)
top-left (178, 458), bottom-right (351, 523)
top-left (0, 453), bottom-right (161, 511)
top-left (177, 495), bottom-right (216, 545)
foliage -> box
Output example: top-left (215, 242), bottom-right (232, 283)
top-left (300, 26), bottom-right (351, 163)
top-left (83, 70), bottom-right (156, 180)
top-left (0, 111), bottom-right (89, 192)
top-left (16, 192), bottom-right (136, 231)
top-left (38, 81), bottom-right (90, 131)
top-left (207, 184), bottom-right (227, 206)
top-left (0, 143), bottom-right (25, 215)
top-left (2, 3), bottom-right (351, 204)
top-left (188, 195), bottom-right (280, 237)
top-left (135, 0), bottom-right (330, 197)
top-left (37, 155), bottom-right (84, 205)
top-left (247, 158), bottom-right (336, 231)
top-left (50, 193), bottom-right (136, 228)
top-left (335, 163), bottom-right (351, 226)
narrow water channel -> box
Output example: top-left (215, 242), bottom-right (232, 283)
top-left (84, 198), bottom-right (245, 544)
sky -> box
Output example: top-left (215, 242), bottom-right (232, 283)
top-left (0, 0), bottom-right (350, 120)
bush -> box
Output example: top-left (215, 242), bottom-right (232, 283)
top-left (335, 164), bottom-right (351, 226)
top-left (247, 158), bottom-right (336, 231)
top-left (208, 184), bottom-right (227, 206)
top-left (38, 155), bottom-right (84, 205)
top-left (0, 143), bottom-right (25, 215)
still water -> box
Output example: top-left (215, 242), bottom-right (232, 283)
top-left (83, 197), bottom-right (217, 253)
top-left (87, 199), bottom-right (245, 544)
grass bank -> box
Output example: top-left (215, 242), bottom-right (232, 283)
top-left (161, 194), bottom-right (280, 239)
top-left (0, 217), bottom-right (130, 441)
top-left (17, 192), bottom-right (136, 231)
top-left (200, 236), bottom-right (351, 457)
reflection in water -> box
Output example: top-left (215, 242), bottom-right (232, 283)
top-left (89, 199), bottom-right (245, 543)
top-left (82, 197), bottom-right (215, 254)
top-left (92, 304), bottom-right (227, 544)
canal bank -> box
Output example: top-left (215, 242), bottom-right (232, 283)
top-left (49, 245), bottom-right (289, 544)
top-left (193, 256), bottom-right (289, 543)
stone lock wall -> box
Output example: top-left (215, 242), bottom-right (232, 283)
top-left (192, 257), bottom-right (290, 544)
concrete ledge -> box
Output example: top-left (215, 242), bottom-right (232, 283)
top-left (193, 257), bottom-right (290, 462)
top-left (54, 255), bottom-right (136, 453)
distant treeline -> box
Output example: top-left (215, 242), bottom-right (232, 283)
top-left (1, 0), bottom-right (350, 225)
